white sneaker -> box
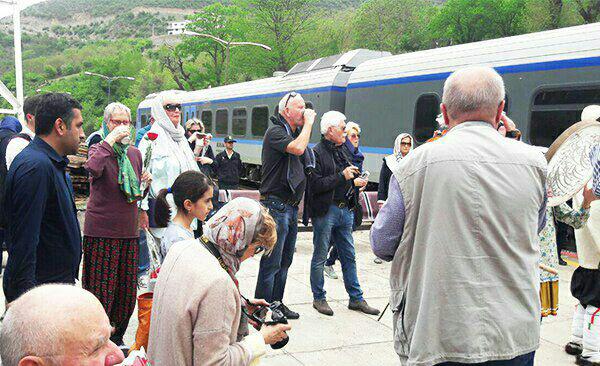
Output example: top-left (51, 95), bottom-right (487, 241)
top-left (324, 265), bottom-right (338, 279)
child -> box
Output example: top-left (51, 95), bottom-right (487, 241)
top-left (154, 171), bottom-right (213, 259)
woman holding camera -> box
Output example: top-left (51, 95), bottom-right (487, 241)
top-left (148, 197), bottom-right (291, 366)
top-left (185, 118), bottom-right (216, 177)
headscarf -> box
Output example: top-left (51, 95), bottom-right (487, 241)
top-left (148, 93), bottom-right (198, 173)
top-left (202, 197), bottom-right (262, 279)
top-left (100, 120), bottom-right (141, 203)
top-left (0, 116), bottom-right (22, 133)
top-left (385, 133), bottom-right (413, 172)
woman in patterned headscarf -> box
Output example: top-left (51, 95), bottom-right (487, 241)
top-left (148, 197), bottom-right (291, 366)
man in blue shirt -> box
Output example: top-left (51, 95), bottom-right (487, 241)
top-left (3, 93), bottom-right (85, 303)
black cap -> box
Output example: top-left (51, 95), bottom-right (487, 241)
top-left (224, 136), bottom-right (237, 143)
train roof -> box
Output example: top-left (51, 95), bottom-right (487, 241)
top-left (181, 49), bottom-right (390, 105)
top-left (348, 22), bottom-right (600, 89)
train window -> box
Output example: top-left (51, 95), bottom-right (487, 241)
top-left (216, 109), bottom-right (228, 136)
top-left (252, 106), bottom-right (269, 136)
top-left (201, 110), bottom-right (213, 133)
top-left (306, 101), bottom-right (314, 109)
top-left (530, 85), bottom-right (600, 147)
top-left (413, 94), bottom-right (440, 143)
top-left (232, 108), bottom-right (247, 136)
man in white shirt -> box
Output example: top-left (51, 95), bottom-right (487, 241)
top-left (6, 95), bottom-right (39, 170)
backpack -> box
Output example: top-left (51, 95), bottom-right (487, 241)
top-left (0, 131), bottom-right (32, 228)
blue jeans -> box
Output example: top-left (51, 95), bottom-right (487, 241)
top-left (311, 205), bottom-right (363, 301)
top-left (436, 352), bottom-right (535, 366)
top-left (255, 199), bottom-right (298, 302)
top-left (138, 230), bottom-right (150, 275)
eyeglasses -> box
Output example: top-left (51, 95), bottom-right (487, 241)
top-left (283, 92), bottom-right (298, 109)
top-left (164, 104), bottom-right (181, 111)
top-left (109, 119), bottom-right (130, 126)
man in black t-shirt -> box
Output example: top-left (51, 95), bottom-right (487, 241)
top-left (255, 92), bottom-right (316, 320)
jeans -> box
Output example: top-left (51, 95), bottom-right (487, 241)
top-left (311, 205), bottom-right (363, 301)
top-left (436, 352), bottom-right (535, 366)
top-left (138, 230), bottom-right (150, 276)
top-left (255, 198), bottom-right (298, 303)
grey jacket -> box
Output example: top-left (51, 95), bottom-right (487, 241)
top-left (386, 121), bottom-right (547, 365)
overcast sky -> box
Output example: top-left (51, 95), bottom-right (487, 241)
top-left (0, 0), bottom-right (47, 19)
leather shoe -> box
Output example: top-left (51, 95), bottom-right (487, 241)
top-left (348, 299), bottom-right (380, 315)
top-left (565, 341), bottom-right (583, 356)
top-left (280, 303), bottom-right (300, 319)
top-left (313, 299), bottom-right (334, 316)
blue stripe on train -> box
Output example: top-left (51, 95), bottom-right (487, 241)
top-left (347, 55), bottom-right (600, 90)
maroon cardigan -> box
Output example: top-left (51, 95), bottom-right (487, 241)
top-left (84, 141), bottom-right (143, 238)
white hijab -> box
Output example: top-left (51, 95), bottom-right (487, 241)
top-left (149, 92), bottom-right (198, 173)
top-left (385, 133), bottom-right (414, 172)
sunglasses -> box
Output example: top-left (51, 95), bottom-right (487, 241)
top-left (400, 142), bottom-right (411, 146)
top-left (283, 92), bottom-right (298, 109)
top-left (349, 134), bottom-right (360, 138)
top-left (164, 104), bottom-right (181, 111)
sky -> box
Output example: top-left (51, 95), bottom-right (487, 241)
top-left (0, 0), bottom-right (47, 19)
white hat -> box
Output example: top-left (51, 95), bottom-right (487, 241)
top-left (581, 105), bottom-right (600, 121)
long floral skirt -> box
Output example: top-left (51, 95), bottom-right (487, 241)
top-left (82, 236), bottom-right (139, 343)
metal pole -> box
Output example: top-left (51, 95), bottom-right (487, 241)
top-left (12, 0), bottom-right (25, 124)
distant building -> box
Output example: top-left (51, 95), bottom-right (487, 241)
top-left (167, 21), bottom-right (191, 35)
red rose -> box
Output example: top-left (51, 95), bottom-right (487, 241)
top-left (146, 132), bottom-right (158, 141)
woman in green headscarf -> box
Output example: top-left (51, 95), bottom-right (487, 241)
top-left (82, 102), bottom-right (152, 348)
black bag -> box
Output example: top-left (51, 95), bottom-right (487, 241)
top-left (0, 131), bottom-right (32, 228)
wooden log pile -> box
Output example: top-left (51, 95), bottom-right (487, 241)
top-left (67, 142), bottom-right (89, 210)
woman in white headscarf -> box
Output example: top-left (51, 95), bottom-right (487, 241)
top-left (148, 198), bottom-right (291, 366)
top-left (377, 133), bottom-right (413, 207)
top-left (138, 91), bottom-right (200, 249)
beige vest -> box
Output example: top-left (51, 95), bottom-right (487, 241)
top-left (390, 122), bottom-right (547, 366)
top-left (572, 189), bottom-right (600, 269)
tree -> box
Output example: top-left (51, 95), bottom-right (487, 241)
top-left (244, 0), bottom-right (317, 73)
top-left (572, 0), bottom-right (600, 23)
top-left (428, 0), bottom-right (528, 45)
top-left (352, 0), bottom-right (431, 54)
top-left (548, 0), bottom-right (564, 28)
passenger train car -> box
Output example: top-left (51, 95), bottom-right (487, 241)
top-left (137, 22), bottom-right (600, 184)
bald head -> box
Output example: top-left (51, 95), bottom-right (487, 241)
top-left (0, 284), bottom-right (122, 366)
top-left (441, 66), bottom-right (506, 127)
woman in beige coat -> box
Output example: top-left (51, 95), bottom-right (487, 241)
top-left (148, 197), bottom-right (291, 365)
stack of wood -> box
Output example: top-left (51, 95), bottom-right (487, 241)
top-left (67, 142), bottom-right (89, 210)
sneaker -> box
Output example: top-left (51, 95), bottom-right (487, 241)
top-left (313, 299), bottom-right (334, 316)
top-left (348, 299), bottom-right (380, 315)
top-left (324, 265), bottom-right (338, 279)
top-left (566, 341), bottom-right (583, 356)
top-left (373, 257), bottom-right (383, 264)
top-left (280, 303), bottom-right (300, 319)
top-left (559, 258), bottom-right (568, 266)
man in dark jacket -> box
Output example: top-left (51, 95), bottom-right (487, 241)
top-left (3, 93), bottom-right (84, 303)
top-left (214, 136), bottom-right (244, 190)
top-left (306, 110), bottom-right (379, 317)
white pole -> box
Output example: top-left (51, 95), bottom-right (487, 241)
top-left (13, 0), bottom-right (25, 124)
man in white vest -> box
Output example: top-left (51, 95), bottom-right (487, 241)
top-left (567, 105), bottom-right (600, 366)
top-left (371, 66), bottom-right (547, 366)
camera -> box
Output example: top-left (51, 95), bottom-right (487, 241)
top-left (247, 301), bottom-right (289, 349)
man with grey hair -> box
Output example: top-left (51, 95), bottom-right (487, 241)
top-left (371, 66), bottom-right (547, 365)
top-left (255, 92), bottom-right (316, 319)
top-left (0, 284), bottom-right (125, 366)
top-left (305, 111), bottom-right (378, 316)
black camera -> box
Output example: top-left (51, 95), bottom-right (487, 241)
top-left (247, 301), bottom-right (289, 349)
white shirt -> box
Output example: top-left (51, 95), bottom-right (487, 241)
top-left (6, 125), bottom-right (35, 170)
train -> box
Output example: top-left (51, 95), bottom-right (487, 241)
top-left (137, 22), bottom-right (600, 184)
